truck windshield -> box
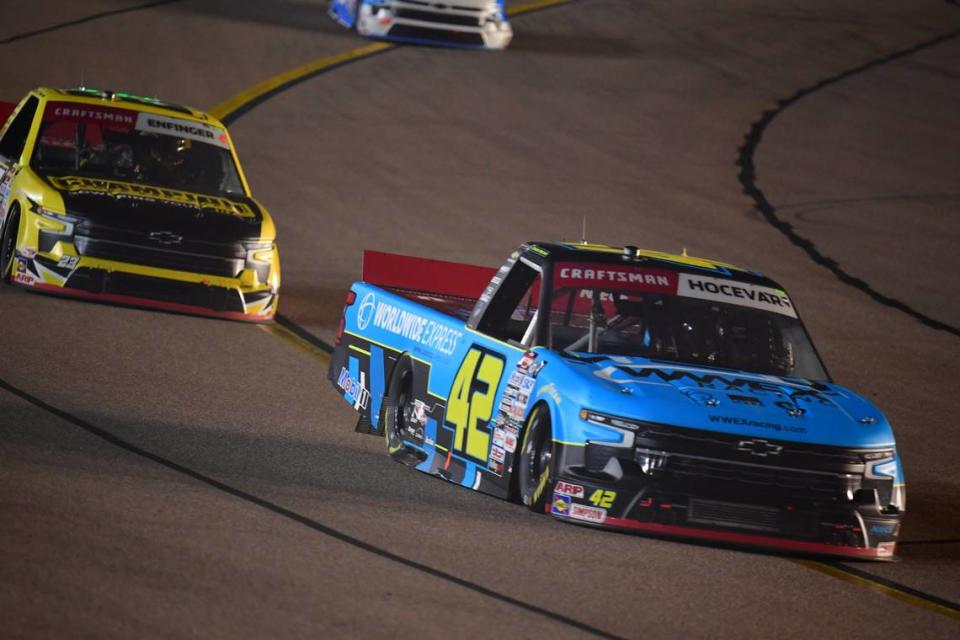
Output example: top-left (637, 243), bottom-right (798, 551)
top-left (31, 101), bottom-right (244, 196)
top-left (549, 262), bottom-right (828, 380)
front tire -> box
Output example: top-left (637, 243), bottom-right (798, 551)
top-left (517, 405), bottom-right (555, 512)
top-left (0, 204), bottom-right (21, 283)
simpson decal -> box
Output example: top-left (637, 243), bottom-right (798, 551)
top-left (47, 176), bottom-right (255, 218)
top-left (135, 113), bottom-right (230, 149)
top-left (570, 503), bottom-right (606, 524)
top-left (678, 274), bottom-right (797, 318)
top-left (555, 262), bottom-right (678, 293)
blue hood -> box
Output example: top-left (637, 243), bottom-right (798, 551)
top-left (552, 354), bottom-right (895, 449)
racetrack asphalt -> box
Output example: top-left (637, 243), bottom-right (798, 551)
top-left (1, 1), bottom-right (959, 638)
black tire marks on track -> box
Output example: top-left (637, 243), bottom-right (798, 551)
top-left (0, 0), bottom-right (185, 46)
top-left (736, 21), bottom-right (960, 338)
top-left (275, 312), bottom-right (334, 352)
top-left (0, 374), bottom-right (625, 640)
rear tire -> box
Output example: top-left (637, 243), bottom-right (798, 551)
top-left (383, 356), bottom-right (416, 461)
top-left (0, 204), bottom-right (21, 284)
top-left (517, 405), bottom-right (555, 512)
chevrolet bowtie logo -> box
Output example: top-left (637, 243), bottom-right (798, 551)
top-left (736, 439), bottom-right (783, 457)
top-left (148, 231), bottom-right (183, 245)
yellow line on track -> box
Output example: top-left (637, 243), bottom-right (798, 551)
top-left (221, 0), bottom-right (957, 623)
top-left (258, 323), bottom-right (330, 364)
top-left (508, 0), bottom-right (573, 17)
top-left (208, 42), bottom-right (393, 121)
top-left (793, 560), bottom-right (960, 620)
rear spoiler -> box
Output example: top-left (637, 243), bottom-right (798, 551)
top-left (0, 101), bottom-right (15, 129)
top-left (362, 250), bottom-right (495, 300)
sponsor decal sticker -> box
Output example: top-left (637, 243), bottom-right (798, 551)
top-left (337, 367), bottom-right (370, 411)
top-left (490, 445), bottom-right (506, 463)
top-left (519, 376), bottom-right (535, 394)
top-left (518, 351), bottom-right (537, 370)
top-left (0, 168), bottom-right (13, 213)
top-left (710, 414), bottom-right (806, 434)
top-left (554, 481), bottom-right (585, 499)
top-left (551, 494), bottom-right (571, 516)
top-left (44, 102), bottom-right (137, 131)
top-left (48, 176), bottom-right (255, 218)
top-left (594, 364), bottom-right (839, 407)
top-left (12, 257), bottom-right (36, 286)
top-left (570, 503), bottom-right (607, 524)
top-left (411, 399), bottom-right (429, 427)
top-left (507, 400), bottom-right (525, 421)
top-left (356, 292), bottom-right (376, 330)
top-left (370, 300), bottom-right (462, 356)
top-left (555, 262), bottom-right (678, 293)
top-left (492, 427), bottom-right (506, 448)
top-left (135, 113), bottom-right (230, 149)
top-left (502, 425), bottom-right (518, 453)
top-left (678, 273), bottom-right (797, 318)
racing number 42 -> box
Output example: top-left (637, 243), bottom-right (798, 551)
top-left (445, 346), bottom-right (505, 461)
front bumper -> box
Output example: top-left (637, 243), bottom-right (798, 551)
top-left (546, 434), bottom-right (903, 560)
top-left (357, 1), bottom-right (513, 49)
top-left (11, 251), bottom-right (277, 322)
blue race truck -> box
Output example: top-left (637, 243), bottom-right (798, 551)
top-left (329, 242), bottom-right (905, 559)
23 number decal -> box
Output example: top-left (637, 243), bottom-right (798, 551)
top-left (445, 346), bottom-right (505, 462)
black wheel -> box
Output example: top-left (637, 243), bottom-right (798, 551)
top-left (517, 405), bottom-right (555, 512)
top-left (0, 204), bottom-right (21, 283)
top-left (382, 356), bottom-right (419, 463)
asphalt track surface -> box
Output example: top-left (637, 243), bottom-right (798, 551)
top-left (1, 1), bottom-right (959, 638)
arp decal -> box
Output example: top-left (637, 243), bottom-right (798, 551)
top-left (555, 481), bottom-right (585, 499)
top-left (47, 176), bottom-right (255, 218)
